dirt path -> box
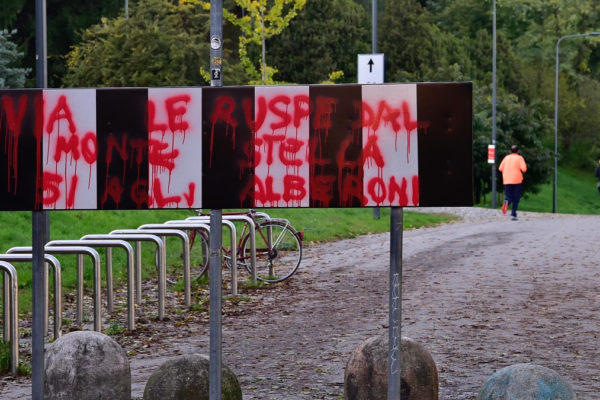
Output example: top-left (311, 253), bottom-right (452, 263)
top-left (2, 209), bottom-right (600, 399)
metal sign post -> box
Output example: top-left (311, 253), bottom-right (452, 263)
top-left (209, 0), bottom-right (223, 399)
top-left (209, 210), bottom-right (223, 400)
top-left (388, 207), bottom-right (403, 399)
top-left (33, 0), bottom-right (48, 398)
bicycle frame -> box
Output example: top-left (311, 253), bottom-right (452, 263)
top-left (192, 209), bottom-right (303, 282)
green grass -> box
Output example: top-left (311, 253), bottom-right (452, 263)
top-left (479, 166), bottom-right (600, 215)
top-left (519, 166), bottom-right (600, 215)
top-left (0, 208), bottom-right (454, 315)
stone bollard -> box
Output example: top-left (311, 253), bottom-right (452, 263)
top-left (44, 331), bottom-right (130, 400)
top-left (478, 363), bottom-right (577, 400)
top-left (344, 334), bottom-right (438, 400)
top-left (143, 354), bottom-right (242, 400)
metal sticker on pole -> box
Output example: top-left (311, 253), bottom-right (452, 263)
top-left (487, 144), bottom-right (495, 164)
top-left (358, 53), bottom-right (384, 84)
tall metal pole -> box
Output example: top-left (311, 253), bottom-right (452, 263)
top-left (554, 32), bottom-right (600, 214)
top-left (372, 0), bottom-right (377, 53)
top-left (388, 207), bottom-right (403, 399)
top-left (491, 0), bottom-right (497, 209)
top-left (554, 39), bottom-right (560, 214)
top-left (33, 0), bottom-right (48, 397)
top-left (372, 0), bottom-right (381, 220)
top-left (209, 210), bottom-right (222, 400)
top-left (209, 1), bottom-right (223, 399)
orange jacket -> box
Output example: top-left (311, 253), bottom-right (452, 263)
top-left (499, 153), bottom-right (527, 184)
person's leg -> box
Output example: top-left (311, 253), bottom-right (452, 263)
top-left (511, 183), bottom-right (522, 218)
top-left (504, 185), bottom-right (514, 214)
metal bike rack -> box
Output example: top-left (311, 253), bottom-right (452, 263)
top-left (111, 228), bottom-right (191, 307)
top-left (8, 246), bottom-right (102, 332)
top-left (83, 233), bottom-right (165, 320)
top-left (0, 261), bottom-right (18, 375)
top-left (187, 215), bottom-right (257, 284)
top-left (164, 220), bottom-right (238, 296)
top-left (0, 254), bottom-right (61, 340)
top-left (137, 222), bottom-right (213, 289)
top-left (48, 239), bottom-right (135, 331)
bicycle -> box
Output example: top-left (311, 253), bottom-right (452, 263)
top-left (188, 210), bottom-right (304, 283)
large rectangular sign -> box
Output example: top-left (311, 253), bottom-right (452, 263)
top-left (0, 83), bottom-right (472, 210)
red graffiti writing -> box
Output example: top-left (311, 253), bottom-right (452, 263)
top-left (42, 172), bottom-right (79, 209)
top-left (209, 95), bottom-right (237, 167)
top-left (101, 134), bottom-right (147, 209)
top-left (1, 95), bottom-right (28, 194)
top-left (45, 95), bottom-right (77, 135)
top-left (258, 134), bottom-right (306, 168)
top-left (254, 174), bottom-right (307, 206)
top-left (43, 93), bottom-right (99, 209)
top-left (148, 92), bottom-right (202, 208)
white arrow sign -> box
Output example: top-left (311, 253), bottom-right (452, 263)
top-left (358, 53), bottom-right (384, 84)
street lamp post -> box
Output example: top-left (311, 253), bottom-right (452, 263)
top-left (554, 32), bottom-right (600, 213)
top-left (491, 0), bottom-right (497, 209)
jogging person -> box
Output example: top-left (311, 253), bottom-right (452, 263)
top-left (499, 145), bottom-right (527, 221)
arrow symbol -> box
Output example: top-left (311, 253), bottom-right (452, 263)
top-left (368, 58), bottom-right (374, 73)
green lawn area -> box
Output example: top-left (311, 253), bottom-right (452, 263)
top-left (0, 208), bottom-right (455, 314)
top-left (519, 166), bottom-right (600, 215)
top-left (479, 166), bottom-right (600, 215)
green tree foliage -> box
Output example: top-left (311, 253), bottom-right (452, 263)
top-left (64, 0), bottom-right (214, 87)
top-left (0, 29), bottom-right (29, 88)
top-left (223, 0), bottom-right (306, 84)
top-left (379, 0), bottom-right (442, 82)
top-left (472, 85), bottom-right (553, 202)
top-left (267, 0), bottom-right (370, 83)
top-left (6, 0), bottom-right (123, 87)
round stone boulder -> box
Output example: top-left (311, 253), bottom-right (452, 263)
top-left (477, 363), bottom-right (577, 400)
top-left (44, 330), bottom-right (130, 400)
top-left (344, 334), bottom-right (438, 400)
top-left (143, 354), bottom-right (242, 400)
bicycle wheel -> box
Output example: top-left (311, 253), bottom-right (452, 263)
top-left (189, 229), bottom-right (209, 278)
top-left (241, 220), bottom-right (302, 283)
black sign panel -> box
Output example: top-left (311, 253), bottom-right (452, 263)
top-left (96, 88), bottom-right (149, 209)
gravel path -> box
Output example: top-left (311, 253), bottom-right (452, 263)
top-left (2, 207), bottom-right (599, 399)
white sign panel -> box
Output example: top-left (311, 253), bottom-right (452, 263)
top-left (254, 86), bottom-right (310, 207)
top-left (43, 89), bottom-right (97, 209)
top-left (358, 54), bottom-right (385, 84)
top-left (148, 88), bottom-right (203, 209)
top-left (362, 84), bottom-right (419, 206)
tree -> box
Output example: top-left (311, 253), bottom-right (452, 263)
top-left (378, 0), bottom-right (443, 82)
top-left (7, 0), bottom-right (123, 87)
top-left (472, 85), bottom-right (553, 202)
top-left (64, 0), bottom-right (218, 87)
top-left (0, 29), bottom-right (29, 88)
top-left (220, 0), bottom-right (305, 84)
top-left (267, 0), bottom-right (370, 83)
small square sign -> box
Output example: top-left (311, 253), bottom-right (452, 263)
top-left (358, 54), bottom-right (384, 84)
top-left (487, 144), bottom-right (495, 164)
